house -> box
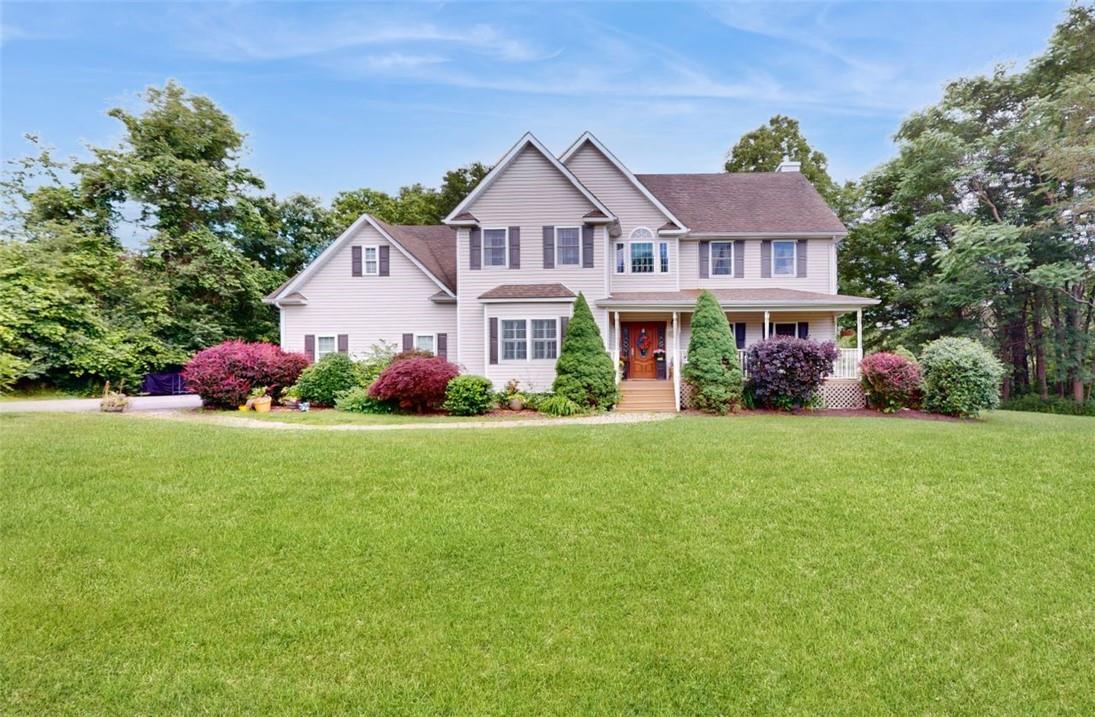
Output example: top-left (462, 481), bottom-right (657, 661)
top-left (265, 132), bottom-right (879, 411)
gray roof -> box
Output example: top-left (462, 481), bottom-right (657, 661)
top-left (372, 220), bottom-right (457, 292)
top-left (478, 283), bottom-right (576, 300)
top-left (636, 172), bottom-right (846, 235)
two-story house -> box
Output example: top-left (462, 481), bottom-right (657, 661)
top-left (265, 132), bottom-right (878, 410)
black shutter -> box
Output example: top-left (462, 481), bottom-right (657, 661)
top-left (469, 228), bottom-right (481, 270)
top-left (761, 240), bottom-right (772, 278)
top-left (379, 245), bottom-right (390, 276)
top-left (797, 239), bottom-right (808, 278)
top-left (734, 240), bottom-right (745, 277)
top-left (489, 318), bottom-right (498, 364)
top-left (699, 240), bottom-right (710, 278)
top-left (797, 321), bottom-right (809, 339)
top-left (351, 246), bottom-right (362, 276)
top-left (508, 226), bottom-right (520, 269)
top-left (304, 334), bottom-right (315, 362)
top-left (402, 333), bottom-right (413, 352)
top-left (734, 323), bottom-right (746, 350)
top-left (437, 333), bottom-right (447, 359)
top-left (582, 225), bottom-right (594, 268)
top-left (542, 226), bottom-right (554, 269)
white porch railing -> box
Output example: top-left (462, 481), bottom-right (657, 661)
top-left (737, 347), bottom-right (861, 379)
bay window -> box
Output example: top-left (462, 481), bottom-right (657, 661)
top-left (501, 320), bottom-right (527, 360)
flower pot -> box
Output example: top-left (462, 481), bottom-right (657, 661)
top-left (252, 396), bottom-right (272, 413)
top-left (509, 397), bottom-right (525, 411)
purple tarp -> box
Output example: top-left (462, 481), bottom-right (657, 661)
top-left (141, 371), bottom-right (188, 396)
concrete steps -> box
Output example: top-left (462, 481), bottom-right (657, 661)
top-left (616, 380), bottom-right (676, 412)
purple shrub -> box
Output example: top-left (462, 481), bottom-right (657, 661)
top-left (183, 341), bottom-right (309, 409)
top-left (746, 337), bottom-right (839, 410)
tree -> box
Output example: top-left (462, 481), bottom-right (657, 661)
top-left (681, 290), bottom-right (743, 413)
top-left (437, 162), bottom-right (491, 219)
top-left (552, 293), bottom-right (618, 409)
top-left (235, 193), bottom-right (337, 276)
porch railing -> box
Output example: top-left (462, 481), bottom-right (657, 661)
top-left (737, 347), bottom-right (861, 379)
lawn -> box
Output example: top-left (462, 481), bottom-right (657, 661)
top-left (2, 411), bottom-right (1093, 714)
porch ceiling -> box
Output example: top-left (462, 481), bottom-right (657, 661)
top-left (596, 288), bottom-right (879, 312)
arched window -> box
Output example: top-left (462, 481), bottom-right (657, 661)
top-left (629, 227), bottom-right (654, 242)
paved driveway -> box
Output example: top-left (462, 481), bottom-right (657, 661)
top-left (0, 394), bottom-right (202, 413)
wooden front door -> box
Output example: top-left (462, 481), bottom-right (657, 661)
top-left (625, 322), bottom-right (661, 379)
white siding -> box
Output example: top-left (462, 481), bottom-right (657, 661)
top-left (679, 238), bottom-right (836, 293)
top-left (280, 223), bottom-right (455, 359)
top-left (564, 142), bottom-right (678, 292)
top-left (457, 146), bottom-right (610, 375)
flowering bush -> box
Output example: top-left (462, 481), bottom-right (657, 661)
top-left (294, 353), bottom-right (365, 407)
top-left (183, 341), bottom-right (309, 409)
top-left (369, 356), bottom-right (460, 413)
top-left (746, 337), bottom-right (839, 410)
top-left (920, 337), bottom-right (1004, 416)
top-left (860, 352), bottom-right (922, 412)
top-left (442, 375), bottom-right (495, 416)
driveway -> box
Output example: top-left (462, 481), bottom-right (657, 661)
top-left (0, 394), bottom-right (202, 413)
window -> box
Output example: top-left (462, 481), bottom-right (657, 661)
top-left (630, 242), bottom-right (654, 273)
top-left (531, 319), bottom-right (558, 359)
top-left (774, 323), bottom-right (797, 337)
top-left (615, 242), bottom-right (626, 273)
top-left (501, 320), bottom-right (527, 360)
top-left (415, 334), bottom-right (435, 354)
top-left (483, 228), bottom-right (508, 267)
top-left (316, 335), bottom-right (336, 360)
top-left (711, 241), bottom-right (733, 276)
top-left (773, 240), bottom-right (796, 276)
top-left (363, 246), bottom-right (378, 275)
top-left (659, 241), bottom-right (670, 273)
top-left (556, 227), bottom-right (580, 265)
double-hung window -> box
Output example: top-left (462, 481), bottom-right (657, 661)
top-left (630, 242), bottom-right (654, 273)
top-left (415, 334), bottom-right (435, 354)
top-left (483, 228), bottom-right (508, 267)
top-left (556, 227), bottom-right (580, 265)
top-left (531, 319), bottom-right (558, 359)
top-left (316, 335), bottom-right (336, 360)
top-left (711, 241), bottom-right (734, 276)
top-left (363, 246), bottom-right (379, 275)
top-left (772, 240), bottom-right (796, 276)
top-left (501, 320), bottom-right (527, 360)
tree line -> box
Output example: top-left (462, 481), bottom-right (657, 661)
top-left (1, 5), bottom-right (1091, 402)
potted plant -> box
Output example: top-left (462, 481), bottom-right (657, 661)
top-left (502, 379), bottom-right (525, 410)
top-left (248, 386), bottom-right (272, 413)
top-left (100, 381), bottom-right (128, 413)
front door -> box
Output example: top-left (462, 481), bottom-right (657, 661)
top-left (626, 322), bottom-right (660, 379)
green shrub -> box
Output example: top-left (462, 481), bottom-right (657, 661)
top-left (294, 353), bottom-right (365, 407)
top-left (893, 345), bottom-right (919, 365)
top-left (334, 386), bottom-right (395, 414)
top-left (443, 375), bottom-right (496, 416)
top-left (682, 290), bottom-right (743, 413)
top-left (0, 352), bottom-right (28, 394)
top-left (552, 293), bottom-right (618, 409)
top-left (537, 394), bottom-right (585, 417)
top-left (920, 337), bottom-right (1004, 417)
top-left (1000, 394), bottom-right (1095, 417)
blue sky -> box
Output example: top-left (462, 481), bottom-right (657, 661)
top-left (1, 1), bottom-right (1070, 202)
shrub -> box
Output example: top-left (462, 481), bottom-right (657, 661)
top-left (390, 349), bottom-right (436, 364)
top-left (552, 293), bottom-right (618, 410)
top-left (538, 394), bottom-right (585, 417)
top-left (369, 356), bottom-right (460, 413)
top-left (860, 352), bottom-right (922, 412)
top-left (443, 375), bottom-right (496, 416)
top-left (183, 341), bottom-right (309, 409)
top-left (682, 290), bottom-right (743, 413)
top-left (893, 345), bottom-right (920, 365)
top-left (295, 353), bottom-right (365, 407)
top-left (999, 394), bottom-right (1095, 417)
top-left (334, 386), bottom-right (395, 414)
top-left (920, 337), bottom-right (1004, 417)
top-left (747, 337), bottom-right (838, 410)
top-left (359, 341), bottom-right (398, 385)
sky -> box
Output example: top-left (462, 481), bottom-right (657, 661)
top-left (0, 1), bottom-right (1072, 203)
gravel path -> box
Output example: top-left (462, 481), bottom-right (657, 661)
top-left (132, 410), bottom-right (675, 432)
top-left (0, 395), bottom-right (202, 413)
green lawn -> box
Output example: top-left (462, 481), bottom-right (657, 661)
top-left (2, 411), bottom-right (1093, 714)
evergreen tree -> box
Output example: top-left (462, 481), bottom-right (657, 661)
top-left (552, 293), bottom-right (617, 409)
top-left (682, 291), bottom-right (743, 413)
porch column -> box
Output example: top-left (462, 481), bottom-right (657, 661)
top-left (856, 309), bottom-right (863, 361)
top-left (614, 310), bottom-right (622, 384)
top-left (763, 310), bottom-right (770, 339)
top-left (672, 311), bottom-right (681, 412)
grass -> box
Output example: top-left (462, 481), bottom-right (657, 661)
top-left (2, 410), bottom-right (1093, 714)
top-left (237, 408), bottom-right (546, 425)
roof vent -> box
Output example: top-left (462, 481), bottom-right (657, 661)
top-left (776, 158), bottom-right (801, 173)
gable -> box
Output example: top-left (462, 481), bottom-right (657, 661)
top-left (464, 145), bottom-right (599, 223)
top-left (564, 140), bottom-right (675, 232)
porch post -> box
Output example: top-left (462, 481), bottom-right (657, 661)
top-left (763, 310), bottom-right (770, 339)
top-left (614, 310), bottom-right (622, 384)
top-left (856, 309), bottom-right (863, 361)
top-left (672, 311), bottom-right (681, 412)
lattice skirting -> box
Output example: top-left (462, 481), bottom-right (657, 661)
top-left (818, 379), bottom-right (866, 409)
top-left (680, 381), bottom-right (696, 410)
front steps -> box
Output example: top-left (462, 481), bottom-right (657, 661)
top-left (616, 380), bottom-right (677, 412)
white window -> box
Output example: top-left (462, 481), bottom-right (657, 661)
top-left (363, 246), bottom-right (379, 275)
top-left (630, 242), bottom-right (654, 273)
top-left (316, 335), bottom-right (336, 360)
top-left (501, 320), bottom-right (527, 360)
top-left (711, 241), bottom-right (733, 276)
top-left (773, 240), bottom-right (797, 277)
top-left (483, 228), bottom-right (508, 267)
top-left (615, 242), bottom-right (626, 273)
top-left (620, 227), bottom-right (656, 274)
top-left (659, 241), bottom-right (670, 273)
top-left (556, 227), bottom-right (581, 266)
top-left (531, 319), bottom-right (558, 359)
top-left (415, 334), bottom-right (435, 354)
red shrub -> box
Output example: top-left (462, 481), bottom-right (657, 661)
top-left (183, 341), bottom-right (309, 408)
top-left (859, 351), bottom-right (922, 412)
top-left (368, 356), bottom-right (460, 413)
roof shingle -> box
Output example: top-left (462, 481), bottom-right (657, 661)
top-left (372, 220), bottom-right (457, 293)
top-left (478, 283), bottom-right (576, 300)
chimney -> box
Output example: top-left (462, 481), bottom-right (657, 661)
top-left (776, 157), bottom-right (801, 173)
